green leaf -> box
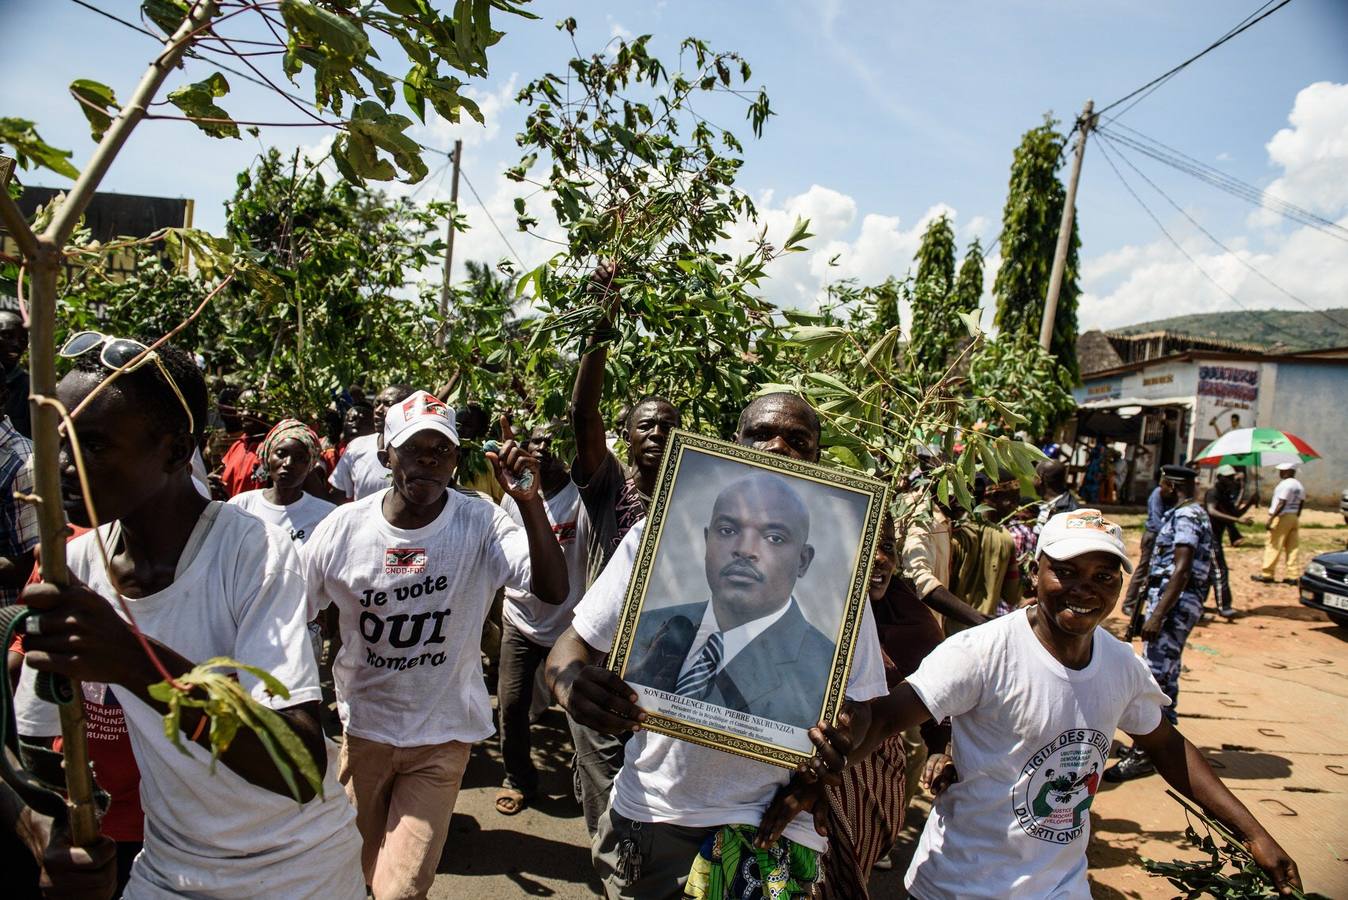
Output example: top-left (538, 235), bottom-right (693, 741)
top-left (0, 117), bottom-right (79, 179)
top-left (338, 101), bottom-right (428, 183)
top-left (782, 217), bottom-right (813, 252)
top-left (70, 79), bottom-right (118, 142)
top-left (140, 0), bottom-right (190, 35)
top-left (167, 73), bottom-right (240, 139)
top-left (279, 0), bottom-right (370, 62)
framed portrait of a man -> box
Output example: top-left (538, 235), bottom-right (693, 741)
top-left (608, 429), bottom-right (889, 768)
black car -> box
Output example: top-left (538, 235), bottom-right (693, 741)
top-left (1300, 550), bottom-right (1348, 628)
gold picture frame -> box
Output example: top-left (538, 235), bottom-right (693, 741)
top-left (608, 429), bottom-right (889, 769)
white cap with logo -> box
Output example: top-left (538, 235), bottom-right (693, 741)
top-left (383, 390), bottom-right (459, 449)
top-left (1036, 508), bottom-right (1133, 573)
top-left (1276, 461), bottom-right (1298, 472)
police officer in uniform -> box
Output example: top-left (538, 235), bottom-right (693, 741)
top-left (1106, 464), bottom-right (1215, 782)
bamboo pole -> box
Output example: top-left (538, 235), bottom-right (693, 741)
top-left (15, 0), bottom-right (220, 847)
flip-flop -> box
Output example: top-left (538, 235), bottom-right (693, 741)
top-left (1249, 575), bottom-right (1274, 583)
top-left (495, 788), bottom-right (527, 816)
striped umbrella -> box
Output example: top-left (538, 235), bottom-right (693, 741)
top-left (1191, 427), bottom-right (1320, 468)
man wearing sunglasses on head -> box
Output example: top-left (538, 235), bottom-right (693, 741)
top-left (19, 333), bottom-right (364, 898)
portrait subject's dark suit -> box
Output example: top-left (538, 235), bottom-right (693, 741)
top-left (624, 600), bottom-right (834, 731)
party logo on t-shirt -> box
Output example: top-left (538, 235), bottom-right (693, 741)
top-left (1012, 729), bottom-right (1109, 844)
top-left (384, 547), bottom-right (428, 574)
top-left (554, 520), bottom-right (577, 545)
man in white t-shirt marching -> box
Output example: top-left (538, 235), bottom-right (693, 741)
top-left (546, 393), bottom-right (888, 900)
top-left (495, 420), bottom-right (591, 816)
top-left (759, 508), bottom-right (1301, 899)
top-left (303, 392), bottom-right (570, 899)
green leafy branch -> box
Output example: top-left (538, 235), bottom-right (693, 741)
top-left (1143, 790), bottom-right (1328, 899)
top-left (147, 657), bottom-right (324, 804)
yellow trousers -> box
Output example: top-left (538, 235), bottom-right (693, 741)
top-left (1261, 513), bottom-right (1300, 579)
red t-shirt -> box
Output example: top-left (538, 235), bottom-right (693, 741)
top-left (15, 524), bottom-right (144, 842)
top-left (220, 434), bottom-right (265, 497)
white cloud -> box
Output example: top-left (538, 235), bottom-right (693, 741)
top-left (1081, 81), bottom-right (1348, 331)
top-left (606, 17), bottom-right (634, 42)
top-left (1259, 81), bottom-right (1348, 220)
top-left (720, 185), bottom-right (971, 316)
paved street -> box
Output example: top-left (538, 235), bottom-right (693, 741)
top-left (428, 512), bottom-right (1348, 898)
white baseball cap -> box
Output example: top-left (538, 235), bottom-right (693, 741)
top-left (1036, 508), bottom-right (1133, 573)
top-left (383, 390), bottom-right (459, 449)
top-left (1276, 462), bottom-right (1298, 472)
top-left (1215, 464), bottom-right (1238, 477)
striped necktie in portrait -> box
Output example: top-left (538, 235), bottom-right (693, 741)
top-left (674, 631), bottom-right (724, 699)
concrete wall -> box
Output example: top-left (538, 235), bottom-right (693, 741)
top-left (1264, 362), bottom-right (1348, 506)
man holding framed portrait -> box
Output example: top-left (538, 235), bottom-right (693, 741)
top-left (546, 393), bottom-right (889, 900)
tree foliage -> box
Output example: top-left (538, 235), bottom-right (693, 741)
top-left (508, 25), bottom-right (795, 435)
top-left (967, 331), bottom-right (1075, 440)
top-left (55, 150), bottom-right (455, 418)
top-left (6, 0), bottom-right (537, 186)
top-left (992, 116), bottom-right (1081, 381)
top-left (905, 215), bottom-right (957, 377)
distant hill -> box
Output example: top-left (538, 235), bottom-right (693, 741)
top-left (1111, 308), bottom-right (1348, 353)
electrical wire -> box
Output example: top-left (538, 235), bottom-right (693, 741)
top-left (1096, 122), bottom-right (1348, 243)
top-left (458, 165), bottom-right (528, 271)
top-left (1093, 137), bottom-right (1312, 349)
top-left (1095, 0), bottom-right (1293, 119)
top-left (1096, 130), bottom-right (1348, 331)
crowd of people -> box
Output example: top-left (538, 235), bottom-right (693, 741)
top-left (0, 307), bottom-right (1306, 899)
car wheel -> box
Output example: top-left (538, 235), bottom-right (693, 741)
top-left (1327, 609), bottom-right (1348, 629)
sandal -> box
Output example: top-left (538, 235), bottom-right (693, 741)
top-left (495, 788), bottom-right (527, 816)
top-left (1249, 575), bottom-right (1274, 583)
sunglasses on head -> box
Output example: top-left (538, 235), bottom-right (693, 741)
top-left (58, 331), bottom-right (195, 436)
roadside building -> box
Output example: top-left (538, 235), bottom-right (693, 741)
top-left (1068, 331), bottom-right (1348, 506)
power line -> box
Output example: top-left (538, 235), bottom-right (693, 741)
top-left (1095, 0), bottom-right (1293, 119)
top-left (1093, 137), bottom-right (1312, 348)
top-left (458, 165), bottom-right (528, 271)
top-left (1101, 1), bottom-right (1281, 122)
top-left (1096, 131), bottom-right (1348, 331)
top-left (1096, 122), bottom-right (1348, 243)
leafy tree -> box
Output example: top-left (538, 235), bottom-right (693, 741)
top-left (508, 24), bottom-right (798, 435)
top-left (952, 238), bottom-right (984, 319)
top-left (906, 215), bottom-right (957, 376)
top-left (967, 331), bottom-right (1076, 440)
top-left (992, 117), bottom-right (1081, 380)
top-left (220, 149), bottom-right (451, 414)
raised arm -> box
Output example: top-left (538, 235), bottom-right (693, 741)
top-left (1131, 719), bottom-right (1301, 895)
top-left (569, 263), bottom-right (620, 486)
top-left (487, 420), bottom-right (568, 605)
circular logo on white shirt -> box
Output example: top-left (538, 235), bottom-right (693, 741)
top-left (1012, 729), bottom-right (1109, 844)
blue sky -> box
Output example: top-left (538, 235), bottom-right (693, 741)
top-left (4, 0), bottom-right (1347, 331)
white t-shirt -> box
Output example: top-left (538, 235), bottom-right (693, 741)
top-left (501, 481), bottom-right (590, 646)
top-left (571, 520), bottom-right (889, 853)
top-left (904, 609), bottom-right (1169, 900)
top-left (229, 489), bottom-right (337, 545)
top-left (327, 434), bottom-right (389, 500)
top-left (302, 488), bottom-right (535, 746)
top-left (1270, 477), bottom-right (1305, 516)
top-left (38, 505), bottom-right (362, 899)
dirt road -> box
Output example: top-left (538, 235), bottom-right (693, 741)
top-left (429, 513), bottom-right (1348, 898)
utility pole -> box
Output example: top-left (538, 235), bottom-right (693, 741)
top-left (437, 139), bottom-right (463, 347)
top-left (1039, 99), bottom-right (1094, 351)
